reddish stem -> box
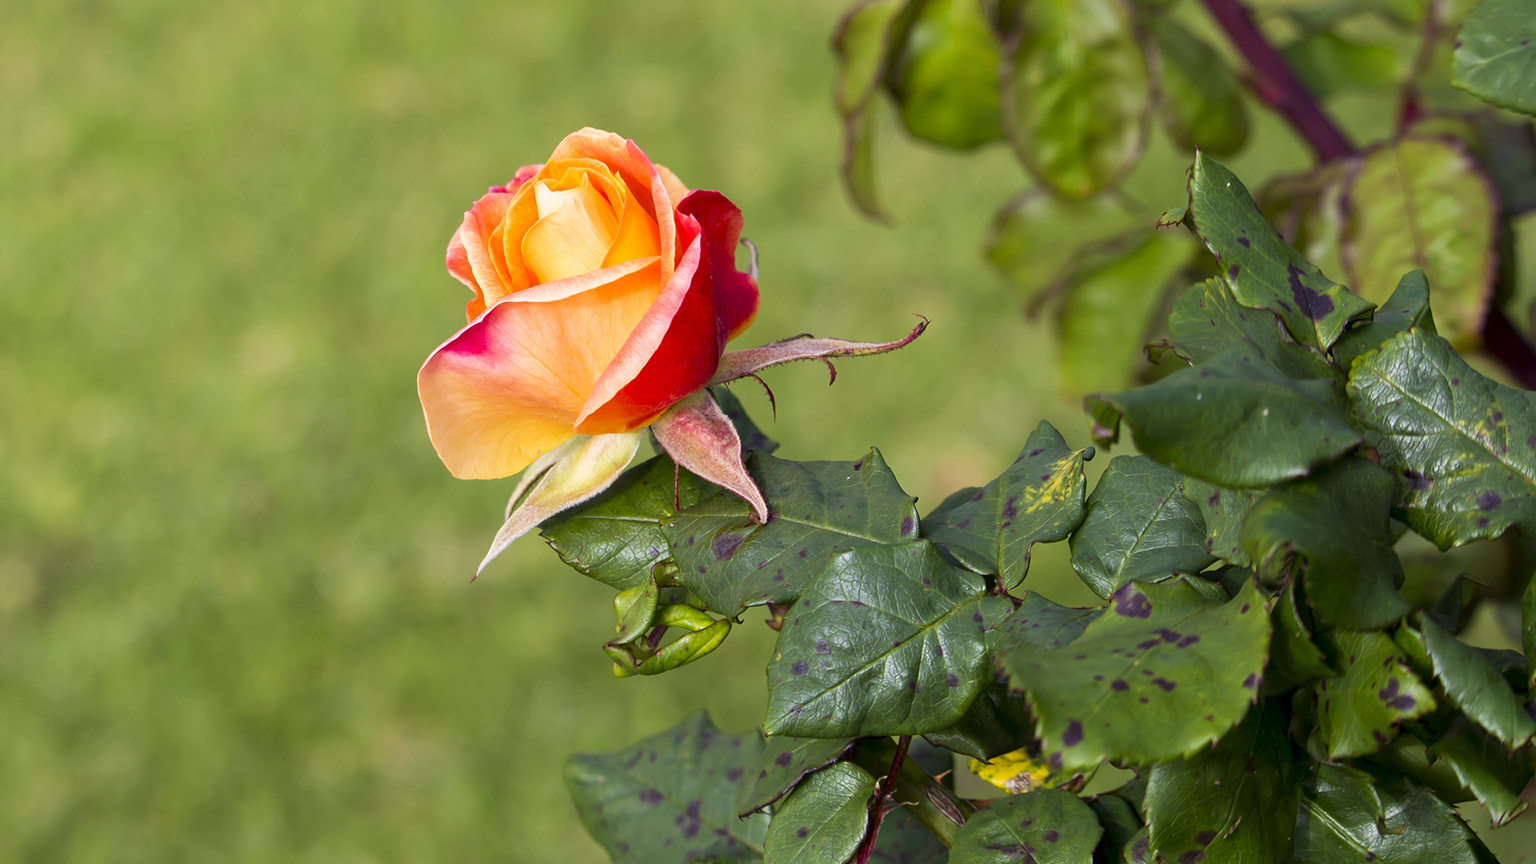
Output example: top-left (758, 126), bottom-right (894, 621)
top-left (1198, 0), bottom-right (1354, 162)
top-left (852, 735), bottom-right (913, 864)
top-left (1200, 0), bottom-right (1536, 387)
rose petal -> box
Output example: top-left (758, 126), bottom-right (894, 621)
top-left (574, 215), bottom-right (714, 433)
top-left (448, 191), bottom-right (514, 320)
top-left (549, 128), bottom-right (678, 286)
top-left (419, 261), bottom-right (664, 478)
top-left (523, 175), bottom-right (620, 283)
top-left (680, 190), bottom-right (759, 340)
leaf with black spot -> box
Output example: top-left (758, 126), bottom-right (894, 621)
top-left (1145, 704), bottom-right (1302, 864)
top-left (1070, 456), bottom-right (1215, 599)
top-left (1428, 717), bottom-right (1534, 826)
top-left (1240, 458), bottom-right (1411, 630)
top-left (921, 679), bottom-right (1032, 761)
top-left (1180, 477), bottom-right (1260, 567)
top-left (863, 805), bottom-right (949, 863)
top-left (1311, 629), bottom-right (1436, 759)
top-left (738, 734), bottom-right (860, 818)
top-left (947, 788), bottom-right (1102, 863)
top-left (1291, 763), bottom-right (1481, 864)
top-left (764, 541), bottom-right (1012, 738)
top-left (1087, 348), bottom-right (1360, 488)
top-left (987, 591), bottom-right (1097, 658)
top-left (1418, 612), bottom-right (1536, 749)
top-left (1162, 276), bottom-right (1340, 384)
top-left (1181, 153), bottom-right (1374, 352)
top-left (1002, 578), bottom-right (1271, 771)
top-left (762, 761), bottom-right (875, 864)
top-left (666, 449), bottom-right (919, 616)
top-left (565, 711), bottom-right (768, 864)
top-left (922, 421), bottom-right (1092, 588)
top-left (542, 456), bottom-right (712, 590)
top-left (1348, 326), bottom-right (1536, 550)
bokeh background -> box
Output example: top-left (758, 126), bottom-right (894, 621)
top-left (2, 1), bottom-right (1532, 861)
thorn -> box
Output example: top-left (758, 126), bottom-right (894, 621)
top-left (673, 461), bottom-right (682, 512)
top-left (745, 373), bottom-right (777, 420)
top-left (822, 359), bottom-right (837, 385)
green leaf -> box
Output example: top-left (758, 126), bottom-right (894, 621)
top-left (1086, 794), bottom-right (1142, 864)
top-left (1312, 629), bottom-right (1436, 759)
top-left (566, 712), bottom-right (769, 864)
top-left (1149, 18), bottom-right (1250, 156)
top-left (886, 0), bottom-right (1004, 149)
top-left (1347, 327), bottom-right (1536, 550)
top-left (712, 386), bottom-right (779, 455)
top-left (541, 456), bottom-right (711, 590)
top-left (1332, 269), bottom-right (1435, 369)
top-left (1342, 138), bottom-right (1497, 347)
top-left (1002, 0), bottom-right (1150, 199)
top-left (833, 0), bottom-right (911, 219)
top-left (1069, 456), bottom-right (1215, 599)
top-left (922, 421), bottom-right (1091, 587)
top-left (1419, 613), bottom-right (1536, 748)
top-left (1428, 718), bottom-right (1534, 826)
top-left (1240, 459), bottom-right (1412, 630)
top-left (666, 450), bottom-right (919, 615)
top-left (1453, 0), bottom-right (1536, 115)
top-left (1121, 826), bottom-right (1150, 864)
top-left (1145, 705), bottom-right (1302, 864)
top-left (1180, 477), bottom-right (1260, 567)
top-left (1162, 276), bottom-right (1340, 384)
top-left (764, 541), bottom-right (1012, 738)
top-left (865, 806), bottom-right (949, 862)
top-left (1002, 578), bottom-right (1271, 770)
top-left (948, 789), bottom-right (1102, 863)
top-left (739, 735), bottom-right (859, 817)
top-left (988, 590), bottom-right (1097, 657)
top-left (762, 761), bottom-right (875, 864)
top-left (922, 679), bottom-right (1032, 760)
top-left (1265, 581), bottom-right (1334, 693)
top-left (1184, 153), bottom-right (1374, 352)
top-left (984, 192), bottom-right (1143, 301)
top-left (1058, 232), bottom-right (1196, 393)
top-left (1086, 347), bottom-right (1361, 488)
top-left (1292, 763), bottom-right (1480, 864)
top-left (1280, 31), bottom-right (1399, 97)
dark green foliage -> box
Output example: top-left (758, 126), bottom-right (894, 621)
top-left (565, 712), bottom-right (769, 863)
top-left (923, 421), bottom-right (1091, 587)
top-left (1069, 455), bottom-right (1214, 598)
top-left (764, 542), bottom-right (1011, 737)
top-left (560, 153), bottom-right (1536, 861)
top-left (666, 450), bottom-right (919, 615)
top-left (1453, 0), bottom-right (1536, 115)
top-left (949, 789), bottom-right (1102, 863)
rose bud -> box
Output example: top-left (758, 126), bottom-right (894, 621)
top-left (417, 128), bottom-right (924, 573)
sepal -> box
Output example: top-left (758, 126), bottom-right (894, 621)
top-left (650, 389), bottom-right (769, 522)
top-left (710, 317), bottom-right (928, 385)
top-left (476, 430), bottom-right (646, 575)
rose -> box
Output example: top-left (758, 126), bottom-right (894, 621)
top-left (418, 128), bottom-right (926, 574)
top-left (418, 127), bottom-right (760, 480)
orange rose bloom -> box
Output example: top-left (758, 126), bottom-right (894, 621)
top-left (418, 128), bottom-right (759, 479)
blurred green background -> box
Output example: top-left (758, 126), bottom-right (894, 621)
top-left (2, 0), bottom-right (1531, 861)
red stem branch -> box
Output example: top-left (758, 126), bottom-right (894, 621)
top-left (852, 735), bottom-right (912, 864)
top-left (1200, 0), bottom-right (1536, 389)
top-left (1198, 0), bottom-right (1354, 163)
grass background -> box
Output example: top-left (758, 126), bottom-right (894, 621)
top-left (1, 0), bottom-right (1532, 861)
